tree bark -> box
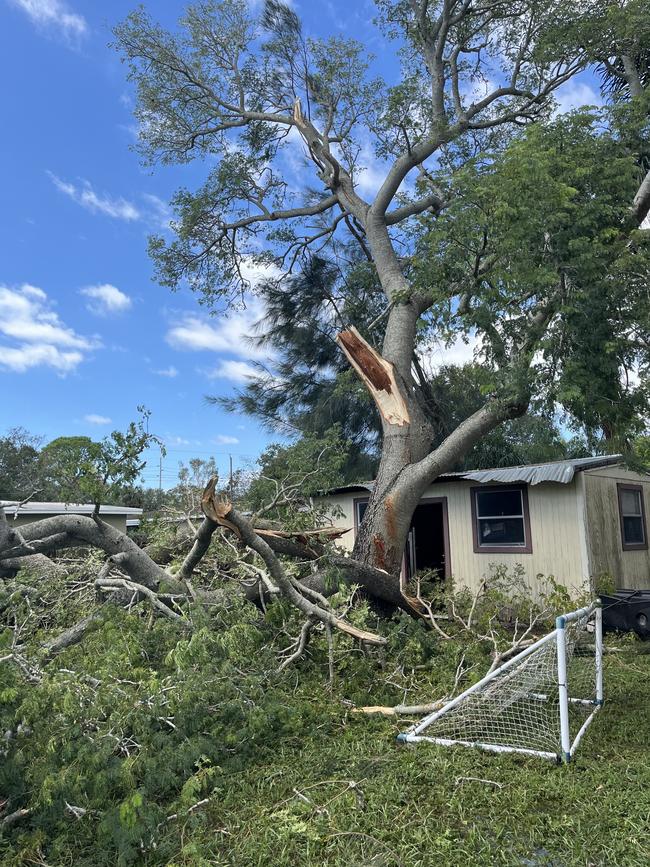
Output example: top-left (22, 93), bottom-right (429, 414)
top-left (341, 307), bottom-right (527, 577)
top-left (41, 611), bottom-right (106, 660)
top-left (14, 515), bottom-right (172, 591)
top-left (0, 516), bottom-right (64, 579)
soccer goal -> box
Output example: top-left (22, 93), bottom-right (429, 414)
top-left (397, 601), bottom-right (603, 762)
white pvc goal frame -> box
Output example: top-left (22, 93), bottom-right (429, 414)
top-left (397, 601), bottom-right (604, 763)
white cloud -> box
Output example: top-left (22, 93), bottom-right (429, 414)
top-left (167, 302), bottom-right (270, 362)
top-left (553, 80), bottom-right (601, 116)
top-left (48, 172), bottom-right (141, 221)
top-left (48, 172), bottom-right (175, 230)
top-left (10, 0), bottom-right (87, 40)
top-left (166, 261), bottom-right (282, 385)
top-left (0, 344), bottom-right (84, 373)
top-left (84, 414), bottom-right (112, 425)
top-left (166, 435), bottom-right (190, 446)
top-left (418, 332), bottom-right (482, 375)
top-left (205, 359), bottom-right (260, 383)
top-left (213, 434), bottom-right (240, 445)
top-left (167, 259), bottom-right (282, 361)
top-left (142, 193), bottom-right (172, 231)
top-left (153, 365), bottom-right (178, 378)
top-left (81, 284), bottom-right (132, 316)
top-left (167, 315), bottom-right (267, 360)
top-left (0, 284), bottom-right (97, 373)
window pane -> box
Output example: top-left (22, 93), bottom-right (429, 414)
top-left (476, 489), bottom-right (523, 517)
top-left (623, 515), bottom-right (645, 545)
top-left (621, 490), bottom-right (641, 516)
top-left (478, 517), bottom-right (525, 546)
top-left (356, 500), bottom-right (368, 524)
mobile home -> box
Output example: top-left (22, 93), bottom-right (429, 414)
top-left (315, 456), bottom-right (650, 596)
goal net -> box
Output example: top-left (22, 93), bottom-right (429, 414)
top-left (398, 602), bottom-right (603, 762)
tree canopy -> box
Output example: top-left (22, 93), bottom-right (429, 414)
top-left (0, 413), bottom-right (161, 508)
top-left (114, 0), bottom-right (650, 572)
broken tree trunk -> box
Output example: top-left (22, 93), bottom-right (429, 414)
top-left (337, 327), bottom-right (410, 427)
top-left (337, 315), bottom-right (526, 576)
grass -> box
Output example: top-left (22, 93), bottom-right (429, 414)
top-left (161, 646), bottom-right (650, 867)
top-left (2, 603), bottom-right (649, 867)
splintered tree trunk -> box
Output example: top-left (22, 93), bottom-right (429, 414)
top-left (338, 304), bottom-right (522, 578)
top-left (338, 303), bottom-right (436, 576)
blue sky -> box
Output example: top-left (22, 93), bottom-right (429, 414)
top-left (0, 0), bottom-right (600, 489)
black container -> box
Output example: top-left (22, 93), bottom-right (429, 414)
top-left (600, 589), bottom-right (650, 639)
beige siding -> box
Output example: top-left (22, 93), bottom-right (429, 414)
top-left (319, 494), bottom-right (357, 551)
top-left (317, 479), bottom-right (588, 597)
top-left (11, 513), bottom-right (129, 533)
top-left (583, 467), bottom-right (650, 589)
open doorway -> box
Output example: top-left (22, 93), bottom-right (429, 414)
top-left (353, 496), bottom-right (450, 583)
top-left (404, 499), bottom-right (450, 583)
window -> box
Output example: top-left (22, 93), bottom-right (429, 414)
top-left (617, 484), bottom-right (647, 550)
top-left (471, 486), bottom-right (532, 553)
top-left (354, 498), bottom-right (369, 530)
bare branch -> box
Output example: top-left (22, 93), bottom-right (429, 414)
top-left (385, 191), bottom-right (446, 225)
top-left (278, 619), bottom-right (313, 670)
top-left (95, 577), bottom-right (189, 626)
top-left (201, 480), bottom-right (385, 645)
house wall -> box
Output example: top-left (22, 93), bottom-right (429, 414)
top-left (582, 466), bottom-right (650, 589)
top-left (318, 479), bottom-right (588, 597)
top-left (10, 513), bottom-right (129, 533)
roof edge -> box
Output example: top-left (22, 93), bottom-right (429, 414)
top-left (0, 501), bottom-right (144, 516)
top-left (316, 455), bottom-right (631, 496)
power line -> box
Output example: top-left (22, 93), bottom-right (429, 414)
top-left (149, 447), bottom-right (259, 459)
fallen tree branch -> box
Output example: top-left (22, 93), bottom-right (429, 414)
top-left (5, 515), bottom-right (171, 590)
top-left (0, 507), bottom-right (64, 579)
top-left (278, 619), bottom-right (313, 671)
top-left (41, 611), bottom-right (107, 661)
top-left (1, 807), bottom-right (31, 828)
top-left (201, 480), bottom-right (385, 646)
top-left (0, 532), bottom-right (70, 560)
top-left (352, 700), bottom-right (445, 717)
top-left (95, 577), bottom-right (190, 626)
top-left (177, 517), bottom-right (220, 583)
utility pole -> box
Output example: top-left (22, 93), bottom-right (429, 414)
top-left (159, 448), bottom-right (163, 491)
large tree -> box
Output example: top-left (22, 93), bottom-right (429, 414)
top-left (3, 0), bottom-right (648, 644)
top-left (113, 0), bottom-right (650, 576)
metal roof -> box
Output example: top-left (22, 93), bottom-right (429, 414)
top-left (453, 455), bottom-right (625, 486)
top-left (1, 501), bottom-right (143, 516)
top-left (323, 482), bottom-right (375, 495)
top-left (320, 455), bottom-right (627, 495)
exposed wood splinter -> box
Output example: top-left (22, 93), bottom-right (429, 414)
top-left (336, 327), bottom-right (410, 427)
top-left (352, 700), bottom-right (445, 717)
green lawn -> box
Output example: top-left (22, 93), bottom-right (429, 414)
top-left (2, 608), bottom-right (649, 867)
top-left (177, 647), bottom-right (650, 867)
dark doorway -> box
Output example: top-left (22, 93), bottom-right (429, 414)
top-left (353, 496), bottom-right (450, 583)
top-left (405, 500), bottom-right (449, 582)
